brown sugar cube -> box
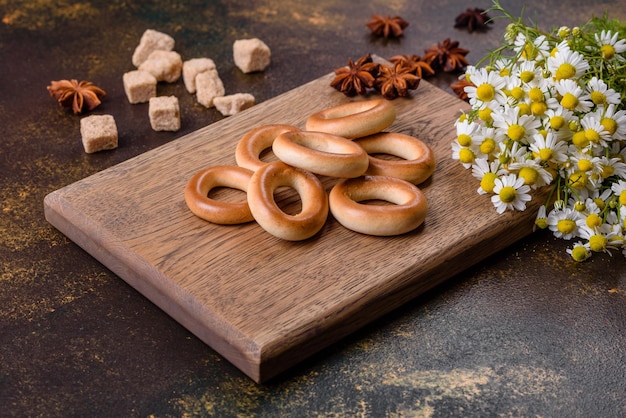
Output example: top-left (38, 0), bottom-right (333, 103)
top-left (122, 70), bottom-right (157, 104)
top-left (182, 58), bottom-right (216, 94)
top-left (138, 50), bottom-right (182, 83)
top-left (195, 70), bottom-right (225, 108)
top-left (233, 38), bottom-right (271, 73)
top-left (148, 96), bottom-right (180, 131)
top-left (132, 29), bottom-right (175, 67)
top-left (80, 114), bottom-right (118, 153)
top-left (213, 93), bottom-right (255, 116)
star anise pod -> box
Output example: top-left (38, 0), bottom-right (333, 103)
top-left (450, 77), bottom-right (475, 102)
top-left (387, 54), bottom-right (435, 78)
top-left (47, 79), bottom-right (106, 115)
top-left (454, 8), bottom-right (492, 33)
top-left (330, 53), bottom-right (380, 97)
top-left (366, 14), bottom-right (409, 38)
top-left (422, 38), bottom-right (469, 73)
top-left (374, 61), bottom-right (421, 100)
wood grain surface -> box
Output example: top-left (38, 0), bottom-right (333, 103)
top-left (44, 71), bottom-right (546, 383)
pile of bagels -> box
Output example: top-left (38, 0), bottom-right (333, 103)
top-left (184, 99), bottom-right (436, 241)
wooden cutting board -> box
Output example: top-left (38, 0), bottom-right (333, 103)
top-left (44, 71), bottom-right (545, 383)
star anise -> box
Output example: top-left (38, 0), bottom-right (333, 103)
top-left (422, 38), bottom-right (469, 73)
top-left (366, 14), bottom-right (409, 38)
top-left (330, 53), bottom-right (380, 97)
top-left (387, 54), bottom-right (435, 79)
top-left (47, 79), bottom-right (106, 115)
top-left (450, 77), bottom-right (475, 102)
top-left (374, 61), bottom-right (421, 100)
top-left (454, 8), bottom-right (492, 32)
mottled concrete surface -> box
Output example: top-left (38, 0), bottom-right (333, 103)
top-left (1, 0), bottom-right (625, 416)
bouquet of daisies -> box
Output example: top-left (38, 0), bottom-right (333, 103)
top-left (452, 1), bottom-right (626, 261)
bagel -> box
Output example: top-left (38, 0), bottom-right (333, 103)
top-left (235, 124), bottom-right (301, 172)
top-left (272, 130), bottom-right (369, 178)
top-left (305, 99), bottom-right (396, 139)
top-left (247, 161), bottom-right (329, 241)
top-left (355, 132), bottom-right (436, 184)
top-left (184, 165), bottom-right (254, 224)
top-left (329, 175), bottom-right (428, 236)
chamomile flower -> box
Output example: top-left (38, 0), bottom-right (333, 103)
top-left (578, 224), bottom-right (622, 254)
top-left (534, 205), bottom-right (548, 229)
top-left (585, 77), bottom-right (621, 106)
top-left (514, 33), bottom-right (550, 62)
top-left (554, 79), bottom-right (593, 112)
top-left (598, 156), bottom-right (626, 179)
top-left (465, 67), bottom-right (508, 107)
top-left (515, 60), bottom-right (542, 84)
top-left (580, 112), bottom-right (612, 148)
top-left (508, 159), bottom-right (553, 188)
top-left (594, 30), bottom-right (626, 61)
top-left (528, 132), bottom-right (569, 164)
top-left (611, 179), bottom-right (626, 206)
top-left (472, 158), bottom-right (506, 194)
top-left (547, 48), bottom-right (590, 80)
top-left (567, 241), bottom-right (591, 261)
top-left (491, 174), bottom-right (532, 213)
top-left (594, 104), bottom-right (626, 140)
top-left (547, 207), bottom-right (582, 239)
top-left (491, 105), bottom-right (541, 143)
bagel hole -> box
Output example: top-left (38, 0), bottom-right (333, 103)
top-left (259, 148), bottom-right (280, 164)
top-left (358, 199), bottom-right (395, 206)
top-left (273, 186), bottom-right (302, 215)
top-left (208, 187), bottom-right (247, 203)
top-left (370, 152), bottom-right (405, 161)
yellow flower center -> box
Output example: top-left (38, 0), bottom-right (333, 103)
top-left (476, 84), bottom-right (496, 101)
top-left (601, 117), bottom-right (617, 136)
top-left (499, 185), bottom-right (517, 203)
top-left (602, 164), bottom-right (615, 178)
top-left (568, 170), bottom-right (587, 189)
top-left (518, 166), bottom-right (539, 185)
top-left (535, 217), bottom-right (548, 229)
top-left (588, 234), bottom-right (607, 252)
top-left (574, 201), bottom-right (586, 211)
top-left (458, 133), bottom-right (472, 147)
top-left (520, 70), bottom-right (535, 83)
top-left (529, 87), bottom-right (544, 102)
top-left (557, 219), bottom-right (577, 234)
top-left (459, 148), bottom-right (475, 164)
top-left (585, 128), bottom-right (601, 143)
top-left (518, 103), bottom-right (531, 115)
top-left (572, 130), bottom-right (589, 148)
top-left (550, 115), bottom-right (566, 130)
top-left (570, 245), bottom-right (589, 262)
top-left (590, 91), bottom-right (606, 105)
top-left (480, 172), bottom-right (498, 193)
top-left (594, 197), bottom-right (606, 210)
top-left (555, 63), bottom-right (577, 80)
top-left (531, 101), bottom-right (547, 116)
top-left (480, 138), bottom-right (496, 154)
top-left (507, 124), bottom-right (526, 141)
top-left (586, 213), bottom-right (602, 228)
top-left (577, 158), bottom-right (594, 172)
top-left (478, 108), bottom-right (493, 122)
top-left (499, 68), bottom-right (511, 77)
top-left (620, 191), bottom-right (626, 206)
top-left (561, 93), bottom-right (579, 110)
top-left (522, 43), bottom-right (537, 60)
top-left (539, 148), bottom-right (553, 161)
top-left (510, 86), bottom-right (525, 100)
top-left (601, 44), bottom-right (616, 60)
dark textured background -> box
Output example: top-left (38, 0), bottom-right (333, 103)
top-left (1, 0), bottom-right (625, 416)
